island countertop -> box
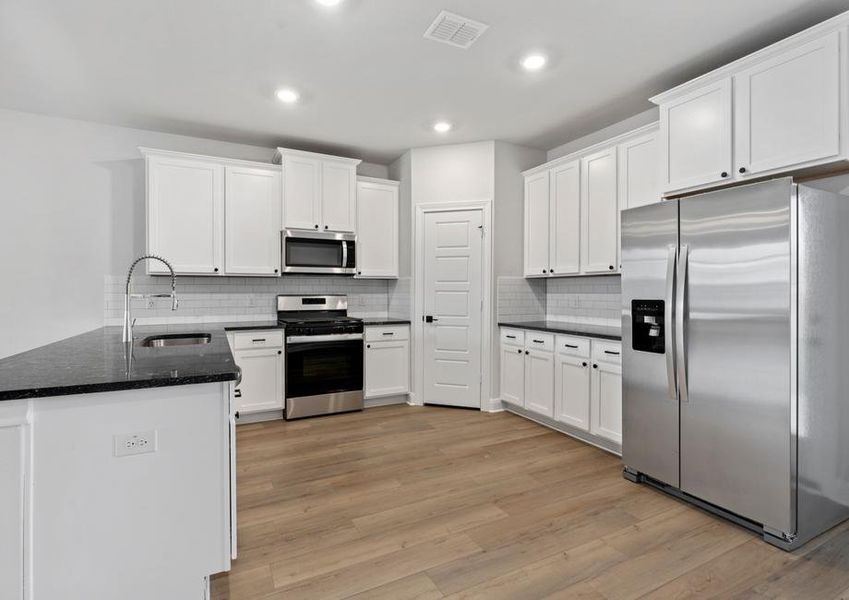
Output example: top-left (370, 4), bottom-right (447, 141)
top-left (0, 324), bottom-right (239, 401)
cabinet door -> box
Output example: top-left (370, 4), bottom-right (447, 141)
top-left (364, 340), bottom-right (409, 398)
top-left (524, 349), bottom-right (554, 417)
top-left (500, 343), bottom-right (525, 406)
top-left (282, 154), bottom-right (321, 231)
top-left (549, 160), bottom-right (581, 276)
top-left (581, 147), bottom-right (618, 274)
top-left (659, 78), bottom-right (732, 193)
top-left (591, 361), bottom-right (622, 444)
top-left (356, 180), bottom-right (399, 278)
top-left (735, 31), bottom-right (841, 176)
top-left (224, 166), bottom-right (282, 276)
top-left (555, 354), bottom-right (590, 431)
top-left (0, 421), bottom-right (26, 600)
top-left (233, 348), bottom-right (284, 414)
top-left (524, 171), bottom-right (550, 277)
top-left (618, 130), bottom-right (660, 210)
top-left (147, 155), bottom-right (224, 274)
top-left (321, 161), bottom-right (357, 233)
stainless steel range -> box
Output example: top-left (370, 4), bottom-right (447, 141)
top-left (278, 295), bottom-right (364, 419)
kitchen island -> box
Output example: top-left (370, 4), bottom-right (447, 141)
top-left (0, 325), bottom-right (238, 600)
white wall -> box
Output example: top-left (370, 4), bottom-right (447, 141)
top-left (0, 108), bottom-right (386, 358)
top-left (547, 107), bottom-right (659, 161)
top-left (410, 142), bottom-right (495, 206)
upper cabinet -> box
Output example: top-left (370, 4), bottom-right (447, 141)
top-left (142, 148), bottom-right (282, 277)
top-left (275, 148), bottom-right (361, 233)
top-left (225, 166), bottom-right (282, 276)
top-left (145, 151), bottom-right (225, 275)
top-left (653, 19), bottom-right (848, 196)
top-left (356, 177), bottom-right (399, 279)
top-left (523, 123), bottom-right (659, 278)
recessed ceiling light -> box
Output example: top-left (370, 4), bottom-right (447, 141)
top-left (433, 121), bottom-right (453, 133)
top-left (276, 88), bottom-right (299, 104)
top-left (315, 0), bottom-right (343, 6)
top-left (521, 53), bottom-right (548, 71)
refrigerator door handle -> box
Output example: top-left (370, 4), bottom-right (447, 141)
top-left (676, 244), bottom-right (689, 402)
top-left (665, 245), bottom-right (677, 400)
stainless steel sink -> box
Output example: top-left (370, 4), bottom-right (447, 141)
top-left (139, 333), bottom-right (212, 348)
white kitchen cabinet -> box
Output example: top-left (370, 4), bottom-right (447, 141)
top-left (555, 353), bottom-right (591, 431)
top-left (523, 170), bottom-right (550, 277)
top-left (500, 343), bottom-right (525, 407)
top-left (618, 129), bottom-right (660, 210)
top-left (734, 31), bottom-right (841, 177)
top-left (356, 177), bottom-right (399, 279)
top-left (0, 402), bottom-right (28, 600)
top-left (581, 146), bottom-right (619, 274)
top-left (145, 151), bottom-right (225, 275)
top-left (276, 148), bottom-right (361, 233)
top-left (658, 78), bottom-right (733, 194)
top-left (364, 325), bottom-right (410, 398)
top-left (524, 347), bottom-right (554, 418)
top-left (590, 342), bottom-right (622, 444)
top-left (226, 331), bottom-right (284, 416)
top-left (224, 166), bottom-right (282, 276)
top-left (549, 160), bottom-right (581, 276)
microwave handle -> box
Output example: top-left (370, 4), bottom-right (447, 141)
top-left (342, 240), bottom-right (348, 268)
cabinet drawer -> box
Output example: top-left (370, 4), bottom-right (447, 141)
top-left (500, 328), bottom-right (525, 347)
top-left (593, 340), bottom-right (622, 365)
top-left (365, 325), bottom-right (409, 342)
top-left (556, 335), bottom-right (590, 358)
top-left (525, 332), bottom-right (554, 353)
top-left (233, 330), bottom-right (283, 350)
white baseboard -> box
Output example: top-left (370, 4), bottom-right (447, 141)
top-left (407, 392), bottom-right (422, 406)
top-left (482, 398), bottom-right (505, 413)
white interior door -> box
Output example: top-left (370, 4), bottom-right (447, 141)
top-left (422, 209), bottom-right (483, 408)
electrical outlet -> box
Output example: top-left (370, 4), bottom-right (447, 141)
top-left (114, 431), bottom-right (157, 457)
top-left (147, 297), bottom-right (155, 309)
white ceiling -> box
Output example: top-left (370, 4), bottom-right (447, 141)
top-left (2, 0), bottom-right (847, 164)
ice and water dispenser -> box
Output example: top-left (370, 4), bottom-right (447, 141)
top-left (631, 300), bottom-right (665, 354)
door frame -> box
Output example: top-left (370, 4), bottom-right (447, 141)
top-left (412, 201), bottom-right (493, 409)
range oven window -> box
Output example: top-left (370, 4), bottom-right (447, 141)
top-left (286, 339), bottom-right (363, 399)
top-left (285, 238), bottom-right (356, 269)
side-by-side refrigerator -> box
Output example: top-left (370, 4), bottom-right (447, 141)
top-left (621, 177), bottom-right (849, 550)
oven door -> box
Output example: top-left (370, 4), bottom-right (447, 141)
top-left (282, 231), bottom-right (356, 274)
top-left (285, 336), bottom-right (363, 400)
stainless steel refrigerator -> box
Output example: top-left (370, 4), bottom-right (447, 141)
top-left (621, 177), bottom-right (849, 550)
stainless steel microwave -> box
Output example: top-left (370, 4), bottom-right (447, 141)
top-left (281, 230), bottom-right (356, 275)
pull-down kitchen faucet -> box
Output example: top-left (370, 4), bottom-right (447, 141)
top-left (122, 255), bottom-right (178, 343)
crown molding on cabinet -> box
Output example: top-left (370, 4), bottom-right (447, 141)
top-left (138, 147), bottom-right (279, 171)
top-left (274, 147), bottom-right (362, 166)
top-left (649, 10), bottom-right (849, 105)
top-left (523, 121), bottom-right (659, 177)
top-left (357, 175), bottom-right (400, 187)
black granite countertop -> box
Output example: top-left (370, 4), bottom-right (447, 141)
top-left (361, 318), bottom-right (412, 326)
top-left (0, 324), bottom-right (240, 401)
top-left (498, 321), bottom-right (622, 341)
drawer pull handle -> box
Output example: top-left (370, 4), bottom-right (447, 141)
top-left (382, 332), bottom-right (394, 336)
top-left (252, 338), bottom-right (266, 343)
top-left (604, 350), bottom-right (620, 356)
top-left (234, 389), bottom-right (242, 398)
top-left (532, 339), bottom-right (544, 344)
top-left (564, 344), bottom-right (578, 348)
top-left (506, 335), bottom-right (516, 339)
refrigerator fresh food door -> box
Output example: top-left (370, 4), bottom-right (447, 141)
top-left (621, 201), bottom-right (680, 487)
top-left (678, 178), bottom-right (794, 534)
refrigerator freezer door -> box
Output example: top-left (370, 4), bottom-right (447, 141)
top-left (679, 178), bottom-right (794, 534)
top-left (622, 201), bottom-right (680, 487)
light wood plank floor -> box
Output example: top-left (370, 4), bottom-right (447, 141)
top-left (212, 405), bottom-right (849, 600)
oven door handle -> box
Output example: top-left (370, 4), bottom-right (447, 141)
top-left (287, 333), bottom-right (364, 344)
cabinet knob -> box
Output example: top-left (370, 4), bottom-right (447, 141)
top-left (235, 411), bottom-right (240, 419)
top-left (357, 271), bottom-right (362, 275)
top-left (608, 265), bottom-right (614, 271)
top-left (277, 350), bottom-right (282, 355)
top-left (542, 269), bottom-right (547, 274)
top-left (721, 171), bottom-right (729, 178)
top-left (517, 349), bottom-right (522, 354)
top-left (274, 269), bottom-right (279, 274)
top-left (214, 267), bottom-right (219, 273)
top-left (314, 224), bottom-right (319, 229)
top-left (739, 167), bottom-right (747, 174)
top-left (593, 363), bottom-right (598, 369)
top-left (366, 344), bottom-right (371, 348)
top-left (582, 362), bottom-right (588, 367)
top-left (324, 225), bottom-right (329, 230)
top-left (525, 350), bottom-right (529, 355)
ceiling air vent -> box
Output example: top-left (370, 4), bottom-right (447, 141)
top-left (423, 10), bottom-right (489, 49)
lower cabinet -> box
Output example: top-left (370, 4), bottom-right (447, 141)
top-left (227, 331), bottom-right (284, 416)
top-left (364, 325), bottom-right (410, 399)
top-left (500, 327), bottom-right (622, 447)
top-left (0, 402), bottom-right (28, 600)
